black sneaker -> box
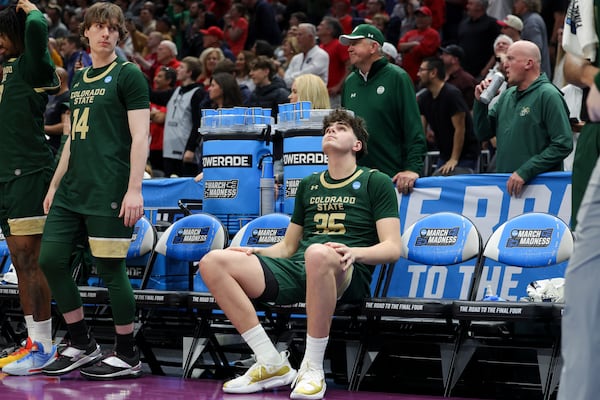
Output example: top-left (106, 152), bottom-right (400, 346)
top-left (42, 341), bottom-right (102, 376)
top-left (79, 350), bottom-right (142, 380)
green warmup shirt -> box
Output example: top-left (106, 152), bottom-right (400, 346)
top-left (53, 60), bottom-right (149, 217)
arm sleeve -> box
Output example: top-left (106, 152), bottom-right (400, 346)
top-left (515, 90), bottom-right (574, 181)
top-left (290, 178), bottom-right (307, 226)
top-left (368, 171), bottom-right (400, 221)
top-left (472, 100), bottom-right (495, 142)
top-left (23, 10), bottom-right (57, 88)
top-left (119, 63), bottom-right (150, 110)
top-left (413, 30), bottom-right (441, 57)
top-left (185, 89), bottom-right (206, 152)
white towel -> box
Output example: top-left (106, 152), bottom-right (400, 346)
top-left (563, 0), bottom-right (598, 62)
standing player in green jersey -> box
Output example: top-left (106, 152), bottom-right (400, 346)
top-left (199, 109), bottom-right (402, 400)
top-left (38, 2), bottom-right (150, 380)
top-left (0, 0), bottom-right (59, 375)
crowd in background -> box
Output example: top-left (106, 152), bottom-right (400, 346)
top-left (17, 0), bottom-right (574, 178)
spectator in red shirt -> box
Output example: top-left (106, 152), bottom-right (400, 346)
top-left (224, 3), bottom-right (249, 56)
top-left (422, 0), bottom-right (446, 31)
top-left (398, 6), bottom-right (441, 83)
top-left (203, 0), bottom-right (232, 21)
top-left (331, 0), bottom-right (353, 35)
top-left (317, 16), bottom-right (350, 107)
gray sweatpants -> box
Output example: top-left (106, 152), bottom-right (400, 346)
top-left (558, 156), bottom-right (600, 400)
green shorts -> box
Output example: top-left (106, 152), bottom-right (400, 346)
top-left (256, 255), bottom-right (373, 305)
top-left (42, 205), bottom-right (133, 258)
top-left (0, 169), bottom-right (52, 236)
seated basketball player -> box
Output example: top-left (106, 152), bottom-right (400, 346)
top-left (199, 108), bottom-right (401, 399)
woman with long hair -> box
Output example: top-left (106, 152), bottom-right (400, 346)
top-left (207, 72), bottom-right (243, 109)
top-left (289, 73), bottom-right (331, 109)
top-left (235, 49), bottom-right (256, 91)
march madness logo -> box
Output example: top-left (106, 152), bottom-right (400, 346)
top-left (415, 227), bottom-right (459, 246)
top-left (173, 227), bottom-right (210, 244)
top-left (245, 228), bottom-right (287, 245)
top-left (506, 229), bottom-right (552, 247)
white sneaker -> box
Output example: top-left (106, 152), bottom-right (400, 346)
top-left (223, 351), bottom-right (297, 394)
top-left (290, 361), bottom-right (326, 399)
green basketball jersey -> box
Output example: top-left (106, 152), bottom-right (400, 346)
top-left (53, 60), bottom-right (149, 216)
top-left (290, 166), bottom-right (399, 264)
top-left (0, 10), bottom-right (58, 182)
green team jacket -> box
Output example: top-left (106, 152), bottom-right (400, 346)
top-left (473, 73), bottom-right (573, 182)
top-left (341, 57), bottom-right (426, 178)
top-left (0, 10), bottom-right (58, 182)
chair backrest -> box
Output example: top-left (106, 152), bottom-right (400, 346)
top-left (383, 212), bottom-right (482, 299)
top-left (469, 212), bottom-right (574, 300)
top-left (229, 213), bottom-right (291, 248)
top-left (482, 212), bottom-right (573, 267)
top-left (154, 212), bottom-right (228, 262)
top-left (127, 216), bottom-right (157, 259)
top-left (402, 212), bottom-right (482, 266)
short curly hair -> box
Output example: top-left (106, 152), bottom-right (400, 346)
top-left (322, 109), bottom-right (369, 160)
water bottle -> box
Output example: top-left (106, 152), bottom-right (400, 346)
top-left (260, 155), bottom-right (275, 215)
top-left (479, 71), bottom-right (505, 105)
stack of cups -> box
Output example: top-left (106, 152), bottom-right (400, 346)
top-left (201, 107), bottom-right (273, 132)
top-left (277, 101), bottom-right (312, 127)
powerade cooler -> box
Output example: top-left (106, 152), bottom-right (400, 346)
top-left (277, 106), bottom-right (346, 214)
top-left (201, 109), bottom-right (273, 236)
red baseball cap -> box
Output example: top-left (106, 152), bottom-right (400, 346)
top-left (415, 6), bottom-right (432, 17)
top-left (200, 26), bottom-right (224, 40)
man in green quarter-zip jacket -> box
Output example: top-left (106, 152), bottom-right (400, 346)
top-left (340, 24), bottom-right (427, 195)
top-left (473, 40), bottom-right (572, 197)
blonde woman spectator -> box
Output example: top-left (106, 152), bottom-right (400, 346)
top-left (289, 73), bottom-right (331, 109)
top-left (197, 46), bottom-right (225, 89)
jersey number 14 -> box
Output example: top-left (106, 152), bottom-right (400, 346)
top-left (71, 107), bottom-right (90, 140)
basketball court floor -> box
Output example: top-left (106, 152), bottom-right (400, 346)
top-left (0, 371), bottom-right (490, 400)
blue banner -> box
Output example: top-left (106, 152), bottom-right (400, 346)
top-left (390, 172), bottom-right (572, 301)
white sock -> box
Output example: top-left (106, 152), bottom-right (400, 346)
top-left (31, 319), bottom-right (53, 353)
top-left (241, 324), bottom-right (280, 364)
top-left (24, 315), bottom-right (34, 342)
top-left (301, 335), bottom-right (328, 371)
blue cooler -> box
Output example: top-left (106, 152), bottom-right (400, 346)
top-left (281, 128), bottom-right (327, 214)
top-left (201, 129), bottom-right (272, 236)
